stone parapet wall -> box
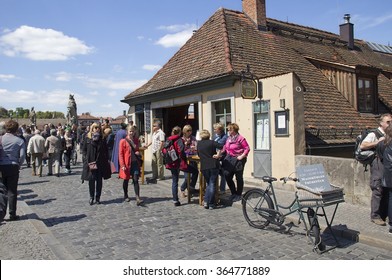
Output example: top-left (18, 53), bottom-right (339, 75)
top-left (295, 155), bottom-right (371, 207)
top-left (0, 118), bottom-right (66, 130)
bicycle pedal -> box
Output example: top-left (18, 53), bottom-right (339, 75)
top-left (285, 221), bottom-right (299, 228)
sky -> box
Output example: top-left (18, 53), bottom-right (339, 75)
top-left (0, 0), bottom-right (391, 118)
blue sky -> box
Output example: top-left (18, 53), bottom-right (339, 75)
top-left (0, 0), bottom-right (391, 118)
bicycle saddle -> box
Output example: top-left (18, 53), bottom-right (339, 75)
top-left (262, 176), bottom-right (277, 183)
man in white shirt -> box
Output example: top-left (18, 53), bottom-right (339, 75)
top-left (145, 121), bottom-right (165, 181)
top-left (27, 129), bottom-right (46, 177)
top-left (360, 113), bottom-right (392, 226)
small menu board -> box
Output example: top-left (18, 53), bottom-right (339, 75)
top-left (296, 164), bottom-right (332, 192)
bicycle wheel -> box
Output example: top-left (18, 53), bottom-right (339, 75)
top-left (242, 189), bottom-right (274, 229)
top-left (307, 208), bottom-right (325, 251)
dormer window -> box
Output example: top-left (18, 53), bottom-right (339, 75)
top-left (357, 76), bottom-right (376, 113)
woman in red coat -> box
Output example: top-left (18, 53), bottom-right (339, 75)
top-left (118, 125), bottom-right (143, 205)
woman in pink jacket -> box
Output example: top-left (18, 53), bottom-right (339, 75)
top-left (221, 123), bottom-right (250, 202)
top-left (118, 125), bottom-right (143, 206)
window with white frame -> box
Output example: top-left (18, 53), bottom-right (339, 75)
top-left (212, 100), bottom-right (231, 130)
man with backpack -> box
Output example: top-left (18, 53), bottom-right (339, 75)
top-left (360, 113), bottom-right (392, 226)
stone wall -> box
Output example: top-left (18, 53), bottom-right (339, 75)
top-left (0, 118), bottom-right (66, 130)
top-left (295, 155), bottom-right (371, 207)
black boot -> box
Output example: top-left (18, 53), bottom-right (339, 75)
top-left (95, 197), bottom-right (101, 204)
top-left (89, 197), bottom-right (94, 205)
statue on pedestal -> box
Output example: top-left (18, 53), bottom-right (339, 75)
top-left (29, 107), bottom-right (36, 125)
top-left (66, 94), bottom-right (78, 127)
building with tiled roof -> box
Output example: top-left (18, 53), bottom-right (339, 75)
top-left (122, 0), bottom-right (392, 178)
top-left (78, 113), bottom-right (100, 126)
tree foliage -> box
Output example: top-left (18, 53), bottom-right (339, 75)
top-left (0, 106), bottom-right (65, 119)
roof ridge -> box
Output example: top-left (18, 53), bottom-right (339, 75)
top-left (221, 8), bottom-right (233, 73)
top-left (267, 17), bottom-right (339, 38)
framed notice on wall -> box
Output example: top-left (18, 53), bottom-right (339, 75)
top-left (274, 110), bottom-right (289, 136)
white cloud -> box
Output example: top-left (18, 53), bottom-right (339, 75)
top-left (107, 91), bottom-right (117, 97)
top-left (44, 72), bottom-right (145, 91)
top-left (101, 103), bottom-right (113, 108)
top-left (54, 72), bottom-right (72, 82)
top-left (142, 64), bottom-right (162, 71)
top-left (83, 77), bottom-right (147, 91)
top-left (89, 91), bottom-right (100, 96)
top-left (157, 24), bottom-right (196, 33)
top-left (0, 74), bottom-right (16, 81)
top-left (352, 12), bottom-right (392, 30)
top-left (0, 88), bottom-right (95, 106)
top-left (0, 25), bottom-right (93, 61)
top-left (0, 88), bottom-right (127, 117)
top-left (155, 24), bottom-right (197, 48)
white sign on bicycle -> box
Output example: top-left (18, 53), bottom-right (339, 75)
top-left (296, 164), bottom-right (332, 192)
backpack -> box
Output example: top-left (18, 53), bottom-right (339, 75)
top-left (162, 139), bottom-right (179, 164)
top-left (354, 128), bottom-right (383, 170)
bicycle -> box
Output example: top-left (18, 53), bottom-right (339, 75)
top-left (242, 175), bottom-right (344, 253)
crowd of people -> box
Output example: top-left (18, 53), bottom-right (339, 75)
top-left (143, 120), bottom-right (249, 209)
top-left (0, 117), bottom-right (251, 221)
top-left (3, 115), bottom-right (392, 235)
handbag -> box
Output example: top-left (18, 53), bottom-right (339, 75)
top-left (88, 161), bottom-right (98, 170)
top-left (127, 139), bottom-right (143, 166)
top-left (222, 154), bottom-right (238, 173)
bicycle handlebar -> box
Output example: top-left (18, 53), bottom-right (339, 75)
top-left (279, 177), bottom-right (298, 183)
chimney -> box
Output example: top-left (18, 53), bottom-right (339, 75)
top-left (340, 14), bottom-right (354, 50)
top-left (242, 0), bottom-right (267, 31)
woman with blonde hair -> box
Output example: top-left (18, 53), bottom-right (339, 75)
top-left (118, 125), bottom-right (144, 205)
top-left (179, 124), bottom-right (198, 197)
top-left (81, 123), bottom-right (111, 205)
top-left (197, 129), bottom-right (223, 209)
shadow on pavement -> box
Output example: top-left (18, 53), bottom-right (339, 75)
top-left (18, 189), bottom-right (33, 194)
top-left (41, 214), bottom-right (87, 227)
top-left (20, 194), bottom-right (38, 200)
top-left (18, 180), bottom-right (51, 185)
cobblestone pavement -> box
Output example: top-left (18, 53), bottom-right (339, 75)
top-left (1, 163), bottom-right (392, 260)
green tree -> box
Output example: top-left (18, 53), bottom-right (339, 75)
top-left (0, 107), bottom-right (8, 117)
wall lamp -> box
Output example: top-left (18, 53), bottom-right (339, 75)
top-left (280, 98), bottom-right (286, 109)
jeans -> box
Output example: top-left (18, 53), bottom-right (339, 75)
top-left (219, 167), bottom-right (226, 192)
top-left (64, 149), bottom-right (72, 170)
top-left (202, 168), bottom-right (219, 206)
top-left (89, 170), bottom-right (103, 200)
top-left (170, 168), bottom-right (180, 202)
top-left (180, 163), bottom-right (198, 191)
